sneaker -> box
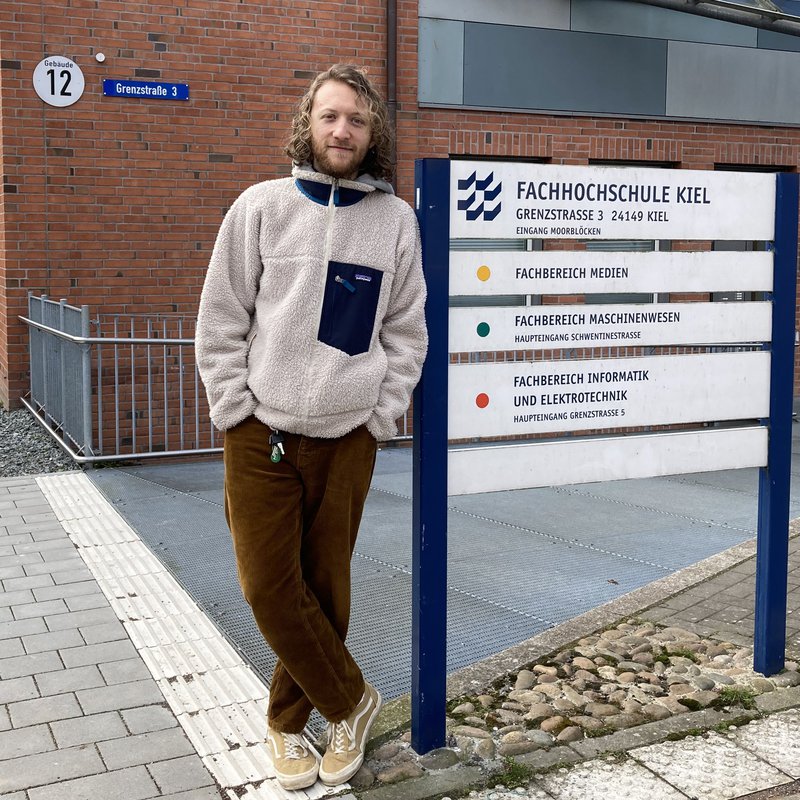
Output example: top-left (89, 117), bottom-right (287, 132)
top-left (319, 681), bottom-right (382, 785)
top-left (267, 727), bottom-right (319, 790)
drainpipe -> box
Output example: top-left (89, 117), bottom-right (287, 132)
top-left (387, 0), bottom-right (398, 189)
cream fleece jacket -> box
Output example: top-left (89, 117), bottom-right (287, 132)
top-left (195, 165), bottom-right (428, 441)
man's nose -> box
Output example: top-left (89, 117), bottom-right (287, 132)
top-left (332, 118), bottom-right (351, 139)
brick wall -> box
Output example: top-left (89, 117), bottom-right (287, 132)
top-left (0, 0), bottom-right (389, 408)
top-left (2, 0), bottom-right (799, 411)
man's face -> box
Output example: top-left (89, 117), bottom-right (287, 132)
top-left (309, 80), bottom-right (373, 181)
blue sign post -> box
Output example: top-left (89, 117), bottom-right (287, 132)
top-left (754, 171), bottom-right (799, 675)
top-left (411, 158), bottom-right (450, 754)
top-left (412, 157), bottom-right (798, 754)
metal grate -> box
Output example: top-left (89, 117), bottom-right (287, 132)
top-left (86, 445), bottom-right (780, 737)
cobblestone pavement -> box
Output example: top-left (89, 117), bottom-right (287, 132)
top-left (2, 470), bottom-right (800, 800)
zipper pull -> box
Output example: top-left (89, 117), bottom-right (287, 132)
top-left (335, 275), bottom-right (356, 293)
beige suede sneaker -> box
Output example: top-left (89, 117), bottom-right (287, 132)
top-left (266, 727), bottom-right (319, 790)
top-left (319, 681), bottom-right (382, 785)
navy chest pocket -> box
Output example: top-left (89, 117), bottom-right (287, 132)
top-left (318, 261), bottom-right (384, 356)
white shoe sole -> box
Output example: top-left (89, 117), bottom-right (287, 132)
top-left (274, 764), bottom-right (319, 791)
top-left (319, 687), bottom-right (383, 786)
top-left (268, 737), bottom-right (320, 790)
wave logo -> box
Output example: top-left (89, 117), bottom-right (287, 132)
top-left (457, 171), bottom-right (502, 221)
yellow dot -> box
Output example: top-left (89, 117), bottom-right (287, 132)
top-left (477, 265), bottom-right (491, 282)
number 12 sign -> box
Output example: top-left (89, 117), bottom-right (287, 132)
top-left (33, 56), bottom-right (85, 107)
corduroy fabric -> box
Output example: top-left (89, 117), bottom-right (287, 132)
top-left (223, 415), bottom-right (377, 732)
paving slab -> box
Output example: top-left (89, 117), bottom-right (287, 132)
top-left (535, 757), bottom-right (686, 800)
top-left (631, 732), bottom-right (793, 800)
top-left (26, 765), bottom-right (159, 800)
top-left (732, 711), bottom-right (800, 779)
top-left (50, 711), bottom-right (128, 748)
top-left (0, 742), bottom-right (106, 793)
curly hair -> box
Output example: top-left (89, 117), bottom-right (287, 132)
top-left (286, 64), bottom-right (395, 182)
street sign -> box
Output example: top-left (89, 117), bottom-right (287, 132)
top-left (103, 79), bottom-right (189, 100)
top-left (33, 56), bottom-right (85, 107)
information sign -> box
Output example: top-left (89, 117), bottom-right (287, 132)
top-left (450, 162), bottom-right (775, 240)
top-left (32, 56), bottom-right (85, 107)
top-left (449, 301), bottom-right (771, 352)
top-left (448, 351), bottom-right (770, 439)
top-left (412, 157), bottom-right (799, 757)
top-left (449, 426), bottom-right (767, 495)
top-left (450, 250), bottom-right (774, 296)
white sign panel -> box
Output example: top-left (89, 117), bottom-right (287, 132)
top-left (448, 351), bottom-right (770, 440)
top-left (448, 426), bottom-right (767, 495)
top-left (450, 251), bottom-right (774, 296)
top-left (33, 56), bottom-right (85, 107)
top-left (450, 161), bottom-right (775, 241)
top-left (450, 301), bottom-right (771, 352)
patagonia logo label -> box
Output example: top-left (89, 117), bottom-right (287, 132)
top-left (355, 273), bottom-right (372, 282)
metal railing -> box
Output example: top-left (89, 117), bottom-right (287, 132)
top-left (21, 294), bottom-right (413, 465)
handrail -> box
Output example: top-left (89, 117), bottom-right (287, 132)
top-left (19, 316), bottom-right (195, 346)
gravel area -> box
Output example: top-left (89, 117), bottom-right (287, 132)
top-left (0, 408), bottom-right (76, 477)
top-left (352, 620), bottom-right (800, 794)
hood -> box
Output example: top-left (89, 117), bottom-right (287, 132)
top-left (292, 163), bottom-right (395, 197)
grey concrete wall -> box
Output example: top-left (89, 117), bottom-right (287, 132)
top-left (419, 0), bottom-right (800, 126)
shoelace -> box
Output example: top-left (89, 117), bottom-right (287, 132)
top-left (327, 719), bottom-right (355, 754)
top-left (282, 732), bottom-right (309, 760)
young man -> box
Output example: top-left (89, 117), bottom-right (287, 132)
top-left (195, 65), bottom-right (428, 790)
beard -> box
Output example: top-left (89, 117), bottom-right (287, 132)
top-left (311, 140), bottom-right (368, 180)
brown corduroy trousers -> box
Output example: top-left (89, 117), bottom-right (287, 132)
top-left (222, 416), bottom-right (377, 733)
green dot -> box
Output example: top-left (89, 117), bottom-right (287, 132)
top-left (476, 322), bottom-right (490, 338)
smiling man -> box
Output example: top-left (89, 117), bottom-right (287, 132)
top-left (195, 65), bottom-right (428, 790)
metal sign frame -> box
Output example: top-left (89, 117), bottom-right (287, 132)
top-left (412, 158), bottom-right (798, 753)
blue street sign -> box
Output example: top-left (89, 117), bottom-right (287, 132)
top-left (103, 79), bottom-right (189, 100)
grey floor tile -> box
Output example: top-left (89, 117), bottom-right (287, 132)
top-left (8, 692), bottom-right (82, 727)
top-left (45, 607), bottom-right (120, 632)
top-left (0, 675), bottom-right (39, 705)
top-left (98, 657), bottom-right (152, 685)
top-left (23, 628), bottom-right (85, 654)
top-left (3, 574), bottom-right (55, 592)
top-left (0, 650), bottom-right (63, 680)
top-left (98, 727), bottom-right (195, 771)
top-left (76, 680), bottom-right (166, 715)
top-left (60, 640), bottom-right (138, 669)
top-left (32, 580), bottom-right (102, 602)
top-left (0, 742), bottom-right (105, 793)
top-left (79, 621), bottom-right (129, 645)
top-left (121, 705), bottom-right (179, 735)
top-left (36, 665), bottom-right (105, 696)
top-left (0, 723), bottom-right (55, 761)
top-left (146, 754), bottom-right (216, 794)
top-left (26, 765), bottom-right (157, 800)
top-left (50, 711), bottom-right (128, 748)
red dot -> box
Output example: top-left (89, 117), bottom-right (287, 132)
top-left (476, 393), bottom-right (490, 409)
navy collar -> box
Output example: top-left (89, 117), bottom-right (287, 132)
top-left (295, 178), bottom-right (367, 207)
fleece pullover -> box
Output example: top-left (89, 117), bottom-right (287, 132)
top-left (196, 165), bottom-right (428, 441)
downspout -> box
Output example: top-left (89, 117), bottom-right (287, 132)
top-left (387, 0), bottom-right (398, 190)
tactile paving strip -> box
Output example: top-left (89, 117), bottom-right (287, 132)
top-left (534, 757), bottom-right (686, 800)
top-left (631, 731), bottom-right (793, 800)
top-left (730, 710), bottom-right (800, 778)
top-left (37, 472), bottom-right (343, 800)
